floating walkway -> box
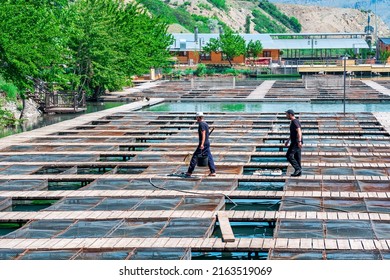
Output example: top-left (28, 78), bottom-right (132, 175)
top-left (1, 86), bottom-right (390, 260)
top-left (246, 80), bottom-right (275, 99)
top-left (362, 80), bottom-right (390, 97)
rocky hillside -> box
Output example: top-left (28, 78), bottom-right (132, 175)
top-left (136, 0), bottom-right (390, 35)
top-left (270, 0), bottom-right (390, 31)
top-left (276, 3), bottom-right (390, 36)
top-left (139, 0), bottom-right (308, 33)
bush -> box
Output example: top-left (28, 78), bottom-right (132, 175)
top-left (184, 68), bottom-right (194, 75)
top-left (195, 63), bottom-right (207, 76)
top-left (198, 3), bottom-right (212, 11)
top-left (0, 77), bottom-right (19, 100)
top-left (252, 9), bottom-right (286, 33)
top-left (0, 107), bottom-right (21, 128)
top-left (208, 0), bottom-right (227, 10)
top-left (259, 0), bottom-right (301, 32)
top-left (224, 68), bottom-right (240, 76)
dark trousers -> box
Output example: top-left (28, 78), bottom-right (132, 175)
top-left (187, 145), bottom-right (216, 174)
top-left (286, 144), bottom-right (301, 171)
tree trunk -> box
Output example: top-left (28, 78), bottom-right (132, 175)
top-left (227, 57), bottom-right (233, 67)
top-left (19, 98), bottom-right (26, 120)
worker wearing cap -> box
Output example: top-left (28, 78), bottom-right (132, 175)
top-left (185, 112), bottom-right (216, 177)
top-left (285, 109), bottom-right (303, 177)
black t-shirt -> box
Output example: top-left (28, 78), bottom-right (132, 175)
top-left (198, 121), bottom-right (210, 145)
top-left (290, 118), bottom-right (302, 144)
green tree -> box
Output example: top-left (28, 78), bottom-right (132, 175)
top-left (208, 0), bottom-right (226, 10)
top-left (246, 40), bottom-right (263, 58)
top-left (245, 14), bottom-right (251, 33)
top-left (65, 0), bottom-right (127, 99)
top-left (380, 51), bottom-right (390, 63)
top-left (119, 4), bottom-right (173, 77)
top-left (0, 0), bottom-right (67, 92)
top-left (66, 0), bottom-right (173, 99)
top-left (203, 29), bottom-right (246, 66)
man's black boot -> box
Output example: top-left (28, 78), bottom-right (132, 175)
top-left (291, 169), bottom-right (302, 177)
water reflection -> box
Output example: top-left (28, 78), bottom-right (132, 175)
top-left (0, 102), bottom-right (126, 138)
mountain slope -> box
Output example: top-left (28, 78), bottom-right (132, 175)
top-left (136, 0), bottom-right (390, 35)
top-left (137, 0), bottom-right (300, 33)
top-left (276, 3), bottom-right (390, 35)
top-left (269, 0), bottom-right (390, 31)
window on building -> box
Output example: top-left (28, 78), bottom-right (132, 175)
top-left (200, 53), bottom-right (211, 60)
top-left (263, 51), bottom-right (271, 57)
top-left (178, 51), bottom-right (187, 56)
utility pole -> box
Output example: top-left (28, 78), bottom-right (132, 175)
top-left (375, 0), bottom-right (379, 60)
top-left (343, 55), bottom-right (347, 115)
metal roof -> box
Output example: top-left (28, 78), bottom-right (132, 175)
top-left (169, 33), bottom-right (369, 51)
top-left (379, 38), bottom-right (390, 45)
top-left (170, 33), bottom-right (277, 50)
top-left (275, 38), bottom-right (369, 50)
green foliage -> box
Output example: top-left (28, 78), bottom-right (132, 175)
top-left (380, 51), bottom-right (390, 62)
top-left (207, 0), bottom-right (227, 10)
top-left (252, 9), bottom-right (287, 33)
top-left (259, 0), bottom-right (301, 33)
top-left (198, 3), bottom-right (212, 11)
top-left (245, 15), bottom-right (251, 33)
top-left (0, 0), bottom-right (174, 100)
top-left (119, 3), bottom-right (173, 78)
top-left (0, 98), bottom-right (22, 128)
top-left (0, 77), bottom-right (18, 100)
top-left (0, 0), bottom-right (67, 90)
top-left (246, 40), bottom-right (263, 58)
top-left (203, 29), bottom-right (246, 66)
top-left (195, 63), bottom-right (207, 76)
top-left (137, 0), bottom-right (211, 32)
top-left (184, 68), bottom-right (194, 75)
top-left (191, 15), bottom-right (212, 33)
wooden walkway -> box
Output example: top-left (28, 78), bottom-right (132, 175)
top-left (0, 209), bottom-right (389, 222)
top-left (0, 237), bottom-right (388, 251)
top-left (1, 100), bottom-right (390, 259)
top-left (1, 190), bottom-right (389, 200)
top-left (0, 174), bottom-right (389, 182)
top-left (362, 80), bottom-right (390, 97)
top-left (246, 80), bottom-right (275, 99)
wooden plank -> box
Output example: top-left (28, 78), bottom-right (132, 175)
top-left (199, 238), bottom-right (216, 250)
top-left (177, 238), bottom-right (193, 248)
top-left (373, 240), bottom-right (385, 250)
top-left (312, 239), bottom-right (325, 250)
top-left (224, 239), bottom-right (240, 250)
top-left (262, 239), bottom-right (275, 249)
top-left (361, 240), bottom-right (376, 250)
top-left (324, 239), bottom-right (338, 250)
top-left (100, 238), bottom-right (122, 249)
top-left (275, 238), bottom-right (288, 249)
top-left (349, 239), bottom-right (363, 250)
top-left (336, 239), bottom-right (351, 250)
top-left (217, 212), bottom-right (235, 243)
top-left (212, 239), bottom-right (226, 250)
top-left (249, 238), bottom-right (264, 250)
top-left (163, 238), bottom-right (182, 248)
top-left (150, 238), bottom-right (170, 248)
top-left (379, 240), bottom-right (389, 250)
top-left (300, 238), bottom-right (312, 249)
top-left (236, 239), bottom-right (251, 250)
top-left (287, 238), bottom-right (300, 249)
top-left (337, 212), bottom-right (349, 220)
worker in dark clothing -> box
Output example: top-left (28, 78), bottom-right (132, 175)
top-left (285, 109), bottom-right (303, 177)
top-left (185, 112), bottom-right (216, 177)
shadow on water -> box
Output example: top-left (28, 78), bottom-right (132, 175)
top-left (0, 102), bottom-right (126, 139)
